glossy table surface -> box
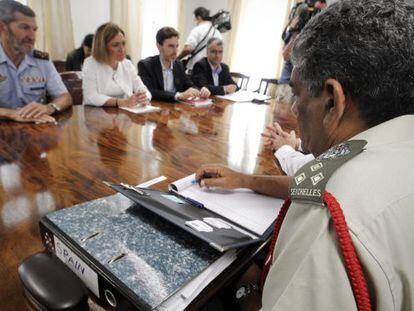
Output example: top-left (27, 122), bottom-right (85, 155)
top-left (0, 98), bottom-right (296, 310)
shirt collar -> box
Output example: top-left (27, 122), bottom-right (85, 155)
top-left (208, 59), bottom-right (222, 74)
top-left (351, 115), bottom-right (414, 148)
top-left (0, 42), bottom-right (9, 64)
top-left (0, 43), bottom-right (36, 67)
top-left (159, 56), bottom-right (173, 71)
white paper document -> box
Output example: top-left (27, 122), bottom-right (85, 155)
top-left (181, 97), bottom-right (213, 107)
top-left (169, 174), bottom-right (283, 236)
top-left (159, 249), bottom-right (237, 310)
top-left (216, 90), bottom-right (272, 102)
top-left (120, 105), bottom-right (161, 114)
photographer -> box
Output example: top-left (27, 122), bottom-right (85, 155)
top-left (178, 7), bottom-right (223, 73)
top-left (279, 0), bottom-right (326, 84)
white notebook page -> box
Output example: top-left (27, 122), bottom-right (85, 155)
top-left (170, 174), bottom-right (283, 236)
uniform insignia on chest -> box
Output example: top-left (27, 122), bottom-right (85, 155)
top-left (20, 76), bottom-right (46, 84)
top-left (289, 140), bottom-right (368, 204)
top-left (33, 50), bottom-right (50, 60)
top-left (316, 143), bottom-right (352, 161)
top-left (0, 74), bottom-right (6, 82)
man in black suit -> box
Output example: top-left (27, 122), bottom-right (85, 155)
top-left (191, 38), bottom-right (238, 95)
top-left (138, 27), bottom-right (210, 102)
top-left (65, 34), bottom-right (93, 71)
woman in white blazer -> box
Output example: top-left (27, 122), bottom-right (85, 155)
top-left (82, 23), bottom-right (151, 107)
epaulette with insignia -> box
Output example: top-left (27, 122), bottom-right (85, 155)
top-left (289, 140), bottom-right (367, 204)
top-left (33, 50), bottom-right (50, 60)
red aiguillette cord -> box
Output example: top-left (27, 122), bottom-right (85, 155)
top-left (261, 192), bottom-right (372, 311)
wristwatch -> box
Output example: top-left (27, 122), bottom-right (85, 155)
top-left (49, 103), bottom-right (61, 113)
top-left (235, 283), bottom-right (259, 300)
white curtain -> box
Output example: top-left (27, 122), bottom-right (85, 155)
top-left (110, 0), bottom-right (143, 66)
top-left (227, 0), bottom-right (291, 89)
top-left (28, 0), bottom-right (75, 60)
top-left (223, 0), bottom-right (247, 69)
top-left (140, 0), bottom-right (180, 59)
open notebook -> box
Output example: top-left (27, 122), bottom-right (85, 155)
top-left (169, 174), bottom-right (282, 236)
top-left (106, 174), bottom-right (283, 252)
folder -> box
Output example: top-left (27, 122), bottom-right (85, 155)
top-left (39, 193), bottom-right (230, 310)
top-left (106, 174), bottom-right (283, 252)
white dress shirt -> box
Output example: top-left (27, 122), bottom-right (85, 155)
top-left (274, 145), bottom-right (315, 176)
top-left (160, 57), bottom-right (175, 93)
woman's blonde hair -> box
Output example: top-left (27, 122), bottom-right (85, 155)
top-left (92, 22), bottom-right (125, 63)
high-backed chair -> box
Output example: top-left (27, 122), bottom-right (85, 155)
top-left (60, 71), bottom-right (83, 105)
top-left (230, 72), bottom-right (250, 90)
top-left (256, 78), bottom-right (279, 95)
top-left (53, 60), bottom-right (66, 73)
top-left (60, 71), bottom-right (82, 81)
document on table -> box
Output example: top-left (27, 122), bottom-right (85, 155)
top-left (159, 249), bottom-right (237, 310)
top-left (169, 174), bottom-right (283, 236)
top-left (181, 97), bottom-right (213, 107)
top-left (120, 104), bottom-right (161, 114)
top-left (216, 90), bottom-right (272, 102)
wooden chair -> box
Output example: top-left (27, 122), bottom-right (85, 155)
top-left (60, 72), bottom-right (83, 105)
top-left (256, 78), bottom-right (279, 95)
top-left (230, 72), bottom-right (250, 90)
top-left (52, 60), bottom-right (66, 73)
top-left (60, 71), bottom-right (82, 81)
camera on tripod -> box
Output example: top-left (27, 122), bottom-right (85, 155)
top-left (209, 10), bottom-right (232, 33)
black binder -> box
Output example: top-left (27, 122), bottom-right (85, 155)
top-left (106, 182), bottom-right (272, 252)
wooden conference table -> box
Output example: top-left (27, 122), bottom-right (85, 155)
top-left (0, 98), bottom-right (296, 310)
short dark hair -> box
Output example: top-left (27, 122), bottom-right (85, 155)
top-left (82, 34), bottom-right (94, 49)
top-left (156, 27), bottom-right (179, 45)
top-left (291, 0), bottom-right (414, 126)
top-left (194, 7), bottom-right (210, 20)
top-left (0, 0), bottom-right (35, 24)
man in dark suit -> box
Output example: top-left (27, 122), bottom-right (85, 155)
top-left (65, 34), bottom-right (93, 71)
top-left (191, 38), bottom-right (238, 95)
top-left (138, 27), bottom-right (210, 102)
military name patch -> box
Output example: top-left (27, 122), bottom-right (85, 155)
top-left (20, 76), bottom-right (46, 84)
top-left (289, 140), bottom-right (367, 204)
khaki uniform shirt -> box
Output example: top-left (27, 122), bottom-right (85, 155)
top-left (262, 115), bottom-right (414, 311)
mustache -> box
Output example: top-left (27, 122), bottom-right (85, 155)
top-left (22, 38), bottom-right (34, 44)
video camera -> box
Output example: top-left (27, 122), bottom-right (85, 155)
top-left (209, 10), bottom-right (231, 33)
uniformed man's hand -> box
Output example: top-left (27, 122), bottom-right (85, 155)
top-left (18, 102), bottom-right (54, 119)
top-left (195, 164), bottom-right (246, 189)
top-left (10, 110), bottom-right (56, 124)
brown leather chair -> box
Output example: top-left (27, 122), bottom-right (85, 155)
top-left (60, 72), bottom-right (83, 105)
top-left (230, 72), bottom-right (250, 90)
top-left (52, 60), bottom-right (66, 73)
top-left (60, 71), bottom-right (81, 81)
